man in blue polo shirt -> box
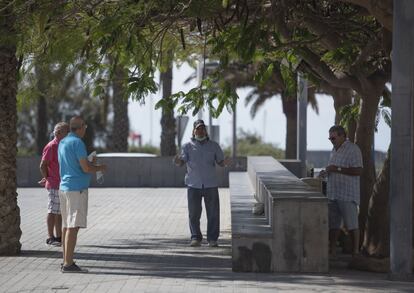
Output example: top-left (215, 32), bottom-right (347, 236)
top-left (58, 116), bottom-right (107, 273)
top-left (174, 119), bottom-right (231, 247)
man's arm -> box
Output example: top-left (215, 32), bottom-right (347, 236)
top-left (39, 160), bottom-right (49, 185)
top-left (79, 158), bottom-right (107, 173)
top-left (325, 165), bottom-right (362, 176)
top-left (215, 143), bottom-right (231, 167)
top-left (39, 160), bottom-right (49, 179)
top-left (173, 145), bottom-right (188, 167)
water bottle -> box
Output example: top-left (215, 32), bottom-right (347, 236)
top-left (96, 171), bottom-right (104, 184)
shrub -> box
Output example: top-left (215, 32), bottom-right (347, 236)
top-left (223, 130), bottom-right (284, 159)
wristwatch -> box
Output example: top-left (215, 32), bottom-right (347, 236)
top-left (337, 167), bottom-right (342, 172)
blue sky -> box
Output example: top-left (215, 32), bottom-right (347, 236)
top-left (128, 63), bottom-right (390, 152)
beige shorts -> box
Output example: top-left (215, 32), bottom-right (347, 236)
top-left (59, 190), bottom-right (88, 228)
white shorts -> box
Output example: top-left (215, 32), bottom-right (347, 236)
top-left (59, 190), bottom-right (88, 228)
top-left (328, 199), bottom-right (359, 231)
top-left (47, 189), bottom-right (61, 214)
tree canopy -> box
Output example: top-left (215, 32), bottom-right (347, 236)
top-left (1, 0), bottom-right (398, 259)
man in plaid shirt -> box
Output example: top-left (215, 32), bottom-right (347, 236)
top-left (320, 125), bottom-right (363, 257)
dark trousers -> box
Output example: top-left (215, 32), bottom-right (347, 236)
top-left (187, 187), bottom-right (220, 241)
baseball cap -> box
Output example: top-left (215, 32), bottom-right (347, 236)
top-left (193, 119), bottom-right (206, 129)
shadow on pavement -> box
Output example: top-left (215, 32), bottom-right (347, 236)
top-left (17, 238), bottom-right (414, 292)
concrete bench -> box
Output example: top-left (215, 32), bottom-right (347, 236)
top-left (230, 156), bottom-right (328, 273)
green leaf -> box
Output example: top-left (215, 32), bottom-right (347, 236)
top-left (254, 63), bottom-right (274, 86)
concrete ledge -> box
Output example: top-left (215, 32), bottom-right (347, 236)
top-left (17, 156), bottom-right (304, 188)
top-left (17, 156), bottom-right (247, 187)
top-left (230, 172), bottom-right (273, 272)
top-left (271, 194), bottom-right (328, 272)
top-left (237, 156), bottom-right (329, 273)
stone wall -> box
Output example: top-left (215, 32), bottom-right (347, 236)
top-left (17, 156), bottom-right (303, 187)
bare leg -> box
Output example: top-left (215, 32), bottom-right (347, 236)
top-left (47, 213), bottom-right (55, 238)
top-left (350, 229), bottom-right (360, 255)
top-left (54, 215), bottom-right (62, 238)
top-left (63, 227), bottom-right (79, 266)
top-left (62, 227), bottom-right (67, 263)
top-left (329, 229), bottom-right (340, 257)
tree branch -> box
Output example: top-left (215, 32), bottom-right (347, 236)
top-left (298, 46), bottom-right (361, 91)
top-left (270, 1), bottom-right (361, 92)
top-left (302, 15), bottom-right (343, 51)
top-left (340, 0), bottom-right (392, 32)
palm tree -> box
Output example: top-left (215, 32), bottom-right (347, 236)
top-left (0, 4), bottom-right (21, 255)
top-left (222, 63), bottom-right (318, 159)
top-left (35, 64), bottom-right (49, 155)
top-left (160, 58), bottom-right (177, 156)
top-left (110, 61), bottom-right (129, 152)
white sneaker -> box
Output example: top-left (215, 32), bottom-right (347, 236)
top-left (208, 241), bottom-right (218, 247)
top-left (190, 239), bottom-right (201, 247)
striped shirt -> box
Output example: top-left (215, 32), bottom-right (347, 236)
top-left (327, 140), bottom-right (363, 204)
top-left (180, 138), bottom-right (225, 189)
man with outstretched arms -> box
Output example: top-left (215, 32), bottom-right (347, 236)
top-left (174, 119), bottom-right (231, 248)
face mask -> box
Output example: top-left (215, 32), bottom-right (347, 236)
top-left (195, 135), bottom-right (207, 141)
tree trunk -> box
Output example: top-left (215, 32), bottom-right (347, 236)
top-left (333, 88), bottom-right (352, 124)
top-left (332, 88), bottom-right (357, 142)
top-left (355, 95), bottom-right (380, 239)
top-left (281, 93), bottom-right (297, 159)
top-left (347, 117), bottom-right (357, 143)
top-left (362, 146), bottom-right (390, 257)
top-left (82, 122), bottom-right (96, 155)
top-left (0, 4), bottom-right (22, 255)
top-left (160, 60), bottom-right (176, 156)
top-left (111, 64), bottom-right (129, 152)
top-left (35, 65), bottom-right (48, 155)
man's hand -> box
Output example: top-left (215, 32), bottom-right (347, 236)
top-left (38, 178), bottom-right (47, 186)
top-left (218, 157), bottom-right (232, 167)
top-left (325, 165), bottom-right (337, 173)
top-left (319, 165), bottom-right (339, 177)
top-left (99, 164), bottom-right (107, 173)
top-left (318, 169), bottom-right (328, 178)
top-left (223, 157), bottom-right (232, 167)
top-left (173, 154), bottom-right (184, 166)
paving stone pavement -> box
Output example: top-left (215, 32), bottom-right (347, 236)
top-left (0, 188), bottom-right (412, 292)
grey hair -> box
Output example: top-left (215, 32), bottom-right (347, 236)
top-left (329, 125), bottom-right (347, 137)
top-left (70, 116), bottom-right (84, 132)
top-left (54, 122), bottom-right (69, 136)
